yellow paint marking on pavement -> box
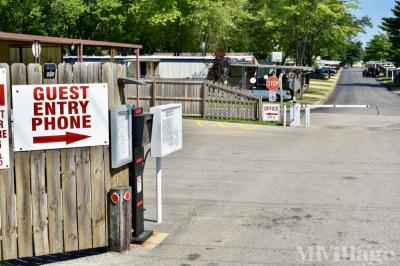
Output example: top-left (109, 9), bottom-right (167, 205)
top-left (239, 124), bottom-right (256, 131)
top-left (196, 121), bottom-right (204, 128)
top-left (218, 122), bottom-right (227, 130)
top-left (131, 232), bottom-right (169, 250)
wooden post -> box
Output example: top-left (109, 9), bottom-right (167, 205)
top-left (109, 187), bottom-right (132, 253)
top-left (152, 80), bottom-right (157, 107)
top-left (135, 48), bottom-right (140, 107)
top-left (202, 82), bottom-right (208, 118)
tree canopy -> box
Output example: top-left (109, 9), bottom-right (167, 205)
top-left (364, 34), bottom-right (392, 62)
top-left (0, 0), bottom-right (370, 65)
top-left (381, 0), bottom-right (400, 64)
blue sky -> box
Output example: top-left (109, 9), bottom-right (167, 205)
top-left (350, 0), bottom-right (396, 45)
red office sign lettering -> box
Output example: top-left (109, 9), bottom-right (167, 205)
top-left (12, 83), bottom-right (109, 151)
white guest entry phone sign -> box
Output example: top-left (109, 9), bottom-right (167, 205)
top-left (150, 104), bottom-right (183, 223)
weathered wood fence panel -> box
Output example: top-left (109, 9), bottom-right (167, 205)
top-left (87, 63), bottom-right (107, 248)
top-left (12, 63), bottom-right (33, 258)
top-left (0, 62), bottom-right (129, 261)
top-left (127, 79), bottom-right (261, 120)
top-left (0, 63), bottom-right (17, 260)
top-left (44, 63), bottom-right (63, 255)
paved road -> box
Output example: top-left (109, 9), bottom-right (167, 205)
top-left (52, 69), bottom-right (400, 265)
top-left (316, 68), bottom-right (400, 116)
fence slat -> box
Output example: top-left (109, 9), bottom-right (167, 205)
top-left (76, 147), bottom-right (92, 249)
top-left (90, 146), bottom-right (106, 247)
top-left (102, 63), bottom-right (118, 189)
top-left (30, 151), bottom-right (49, 256)
top-left (116, 64), bottom-right (129, 187)
top-left (0, 63), bottom-right (17, 260)
top-left (73, 63), bottom-right (93, 250)
top-left (88, 63), bottom-right (106, 248)
top-left (27, 64), bottom-right (50, 256)
top-left (44, 67), bottom-right (63, 254)
top-left (61, 148), bottom-right (78, 251)
top-left (58, 64), bottom-right (79, 252)
top-left (12, 63), bottom-right (34, 258)
top-left (46, 149), bottom-right (63, 254)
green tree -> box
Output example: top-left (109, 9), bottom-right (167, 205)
top-left (242, 0), bottom-right (370, 66)
top-left (364, 34), bottom-right (392, 62)
top-left (342, 40), bottom-right (364, 66)
top-left (381, 0), bottom-right (400, 64)
top-left (126, 0), bottom-right (250, 54)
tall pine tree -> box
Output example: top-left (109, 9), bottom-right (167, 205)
top-left (381, 0), bottom-right (400, 65)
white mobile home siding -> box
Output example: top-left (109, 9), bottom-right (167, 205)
top-left (158, 61), bottom-right (211, 79)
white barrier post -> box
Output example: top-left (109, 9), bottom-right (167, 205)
top-left (156, 157), bottom-right (162, 224)
top-left (283, 105), bottom-right (287, 127)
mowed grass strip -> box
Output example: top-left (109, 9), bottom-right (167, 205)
top-left (378, 74), bottom-right (400, 94)
top-left (298, 70), bottom-right (342, 105)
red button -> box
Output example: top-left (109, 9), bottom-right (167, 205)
top-left (111, 193), bottom-right (119, 204)
top-left (124, 191), bottom-right (131, 201)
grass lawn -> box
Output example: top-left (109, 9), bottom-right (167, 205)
top-left (296, 70), bottom-right (342, 105)
top-left (377, 74), bottom-right (400, 95)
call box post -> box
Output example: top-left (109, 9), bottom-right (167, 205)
top-left (129, 107), bottom-right (153, 244)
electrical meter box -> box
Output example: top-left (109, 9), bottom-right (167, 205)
top-left (150, 104), bottom-right (182, 158)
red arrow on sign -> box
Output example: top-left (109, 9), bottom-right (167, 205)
top-left (33, 132), bottom-right (90, 145)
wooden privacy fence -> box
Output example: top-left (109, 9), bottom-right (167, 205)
top-left (127, 79), bottom-right (262, 121)
top-left (0, 62), bottom-right (130, 261)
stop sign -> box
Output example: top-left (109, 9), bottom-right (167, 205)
top-left (267, 76), bottom-right (280, 91)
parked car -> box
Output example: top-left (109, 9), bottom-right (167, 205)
top-left (309, 69), bottom-right (328, 79)
top-left (362, 67), bottom-right (379, 78)
top-left (319, 66), bottom-right (337, 75)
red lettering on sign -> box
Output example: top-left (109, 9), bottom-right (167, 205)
top-left (30, 84), bottom-right (94, 143)
top-left (0, 84), bottom-right (5, 106)
top-left (32, 115), bottom-right (92, 131)
top-left (33, 86), bottom-right (44, 100)
top-left (0, 130), bottom-right (7, 138)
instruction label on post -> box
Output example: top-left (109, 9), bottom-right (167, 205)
top-left (262, 103), bottom-right (281, 122)
top-left (150, 104), bottom-right (183, 157)
top-left (111, 105), bottom-right (132, 168)
top-left (12, 83), bottom-right (109, 151)
top-left (0, 69), bottom-right (10, 169)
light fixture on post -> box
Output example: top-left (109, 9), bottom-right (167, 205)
top-left (31, 41), bottom-right (41, 64)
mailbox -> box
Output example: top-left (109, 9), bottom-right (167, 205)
top-left (43, 63), bottom-right (56, 79)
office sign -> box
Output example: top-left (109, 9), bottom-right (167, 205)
top-left (262, 103), bottom-right (281, 122)
top-left (12, 83), bottom-right (109, 151)
top-left (0, 68), bottom-right (10, 168)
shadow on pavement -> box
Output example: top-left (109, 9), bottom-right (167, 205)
top-left (338, 83), bottom-right (385, 88)
top-left (1, 248), bottom-right (108, 265)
